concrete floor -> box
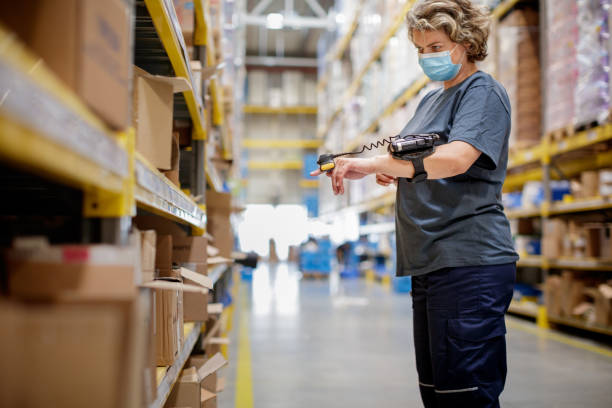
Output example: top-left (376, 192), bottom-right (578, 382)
top-left (219, 262), bottom-right (612, 408)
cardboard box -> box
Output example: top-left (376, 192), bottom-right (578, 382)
top-left (206, 191), bottom-right (234, 258)
top-left (173, 236), bottom-right (208, 264)
top-left (585, 225), bottom-right (603, 258)
top-left (0, 298), bottom-right (145, 408)
top-left (166, 367), bottom-right (201, 408)
top-left (133, 67), bottom-right (191, 170)
top-left (163, 132), bottom-right (181, 187)
top-left (205, 337), bottom-right (229, 358)
top-left (201, 388), bottom-right (217, 408)
top-left (143, 290), bottom-right (157, 405)
top-left (173, 0), bottom-right (195, 45)
top-left (156, 235), bottom-right (176, 278)
top-left (542, 219), bottom-right (567, 259)
top-left (544, 275), bottom-right (562, 317)
top-left (180, 267), bottom-right (212, 322)
top-left (141, 230), bottom-right (157, 283)
top-left (153, 279), bottom-right (183, 366)
top-left (580, 171), bottom-right (600, 199)
top-left (594, 284), bottom-right (612, 326)
top-left (6, 240), bottom-right (137, 301)
top-left (559, 271), bottom-right (587, 317)
top-left (167, 353), bottom-right (227, 408)
top-left (0, 0), bottom-right (131, 129)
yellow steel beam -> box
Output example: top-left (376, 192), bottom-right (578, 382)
top-left (247, 160), bottom-right (303, 170)
top-left (193, 0), bottom-right (208, 46)
top-left (135, 153), bottom-right (206, 230)
top-left (491, 0), bottom-right (522, 20)
top-left (0, 113), bottom-right (124, 194)
top-left (243, 105), bottom-right (318, 115)
top-left (84, 128), bottom-right (136, 218)
top-left (211, 77), bottom-right (224, 126)
top-left (145, 0), bottom-right (206, 139)
top-left (549, 123), bottom-right (612, 156)
top-left (504, 150), bottom-right (612, 192)
top-left (326, 1), bottom-right (365, 62)
top-left (242, 139), bottom-right (322, 149)
top-left (299, 179), bottom-right (319, 188)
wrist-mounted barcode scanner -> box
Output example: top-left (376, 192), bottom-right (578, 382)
top-left (316, 133), bottom-right (440, 183)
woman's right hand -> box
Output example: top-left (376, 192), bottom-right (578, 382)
top-left (376, 173), bottom-right (397, 187)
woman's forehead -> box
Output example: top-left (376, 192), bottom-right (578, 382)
top-left (412, 29), bottom-right (450, 46)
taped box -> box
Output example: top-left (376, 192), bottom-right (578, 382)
top-left (166, 353), bottom-right (227, 408)
top-left (6, 239), bottom-right (138, 301)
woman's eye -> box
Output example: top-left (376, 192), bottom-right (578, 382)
top-left (432, 46), bottom-right (441, 51)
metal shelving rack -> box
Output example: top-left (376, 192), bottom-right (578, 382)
top-left (1, 1), bottom-right (234, 406)
top-left (0, 24), bottom-right (132, 219)
top-left (243, 105), bottom-right (318, 115)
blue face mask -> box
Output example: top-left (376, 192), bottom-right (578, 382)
top-left (418, 45), bottom-right (462, 82)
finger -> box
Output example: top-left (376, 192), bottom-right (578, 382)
top-left (310, 169), bottom-right (322, 177)
top-left (332, 167), bottom-right (343, 195)
top-left (382, 173), bottom-right (397, 180)
top-left (376, 174), bottom-right (392, 184)
top-left (376, 179), bottom-right (388, 187)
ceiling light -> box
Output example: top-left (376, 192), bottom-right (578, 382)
top-left (266, 13), bottom-right (284, 30)
top-left (335, 13), bottom-right (345, 25)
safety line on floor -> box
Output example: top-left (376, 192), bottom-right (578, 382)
top-left (506, 317), bottom-right (612, 358)
top-left (235, 282), bottom-right (254, 408)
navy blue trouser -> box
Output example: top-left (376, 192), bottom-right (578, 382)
top-left (411, 263), bottom-right (515, 408)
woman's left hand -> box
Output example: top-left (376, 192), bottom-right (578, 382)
top-left (310, 157), bottom-right (374, 195)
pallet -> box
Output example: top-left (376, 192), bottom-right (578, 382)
top-left (546, 119), bottom-right (606, 143)
top-left (546, 124), bottom-right (575, 142)
top-left (302, 271), bottom-right (329, 279)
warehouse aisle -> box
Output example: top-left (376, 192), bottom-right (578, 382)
top-left (220, 263), bottom-right (612, 408)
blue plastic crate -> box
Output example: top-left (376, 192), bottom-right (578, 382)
top-left (393, 276), bottom-right (412, 293)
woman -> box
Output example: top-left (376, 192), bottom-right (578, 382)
top-left (311, 1), bottom-right (519, 407)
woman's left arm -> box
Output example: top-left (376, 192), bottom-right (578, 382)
top-left (373, 140), bottom-right (482, 180)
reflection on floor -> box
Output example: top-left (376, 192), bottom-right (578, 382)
top-left (220, 262), bottom-right (612, 408)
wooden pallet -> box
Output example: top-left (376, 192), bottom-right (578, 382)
top-left (546, 124), bottom-right (575, 142)
top-left (302, 271), bottom-right (329, 279)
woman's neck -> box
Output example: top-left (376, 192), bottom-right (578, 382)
top-left (444, 62), bottom-right (478, 89)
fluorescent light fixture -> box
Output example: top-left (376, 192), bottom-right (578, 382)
top-left (335, 13), bottom-right (346, 25)
top-left (266, 13), bottom-right (284, 29)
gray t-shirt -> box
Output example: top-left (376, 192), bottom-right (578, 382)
top-left (395, 71), bottom-right (519, 276)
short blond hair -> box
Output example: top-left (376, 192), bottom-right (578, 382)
top-left (406, 0), bottom-right (491, 62)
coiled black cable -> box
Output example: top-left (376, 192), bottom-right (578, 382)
top-left (333, 135), bottom-right (402, 159)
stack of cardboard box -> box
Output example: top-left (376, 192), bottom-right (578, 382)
top-left (497, 8), bottom-right (541, 148)
top-left (542, 219), bottom-right (612, 260)
top-left (1, 239), bottom-right (149, 407)
top-left (545, 273), bottom-right (612, 327)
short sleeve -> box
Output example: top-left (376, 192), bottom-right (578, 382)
top-left (448, 86), bottom-right (510, 170)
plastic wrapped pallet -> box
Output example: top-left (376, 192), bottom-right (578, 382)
top-left (544, 0), bottom-right (578, 135)
top-left (497, 8), bottom-right (541, 148)
top-left (282, 71), bottom-right (304, 106)
top-left (304, 76), bottom-right (318, 106)
top-left (575, 0), bottom-right (610, 127)
top-left (247, 70), bottom-right (267, 105)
